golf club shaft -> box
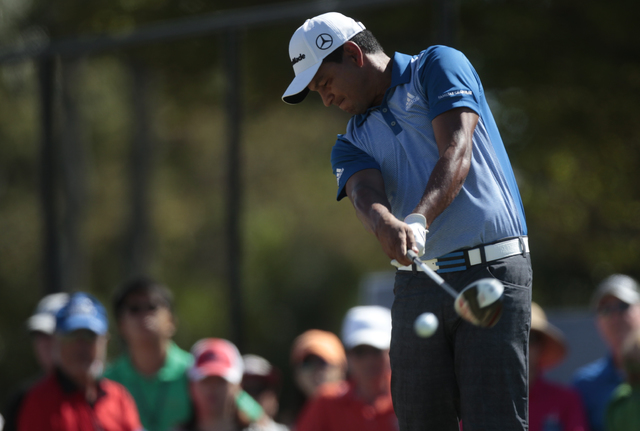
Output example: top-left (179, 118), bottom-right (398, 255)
top-left (407, 250), bottom-right (459, 298)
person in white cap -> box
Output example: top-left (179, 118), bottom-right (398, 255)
top-left (296, 306), bottom-right (396, 431)
top-left (1, 292), bottom-right (69, 431)
top-left (572, 274), bottom-right (640, 431)
top-left (282, 12), bottom-right (531, 431)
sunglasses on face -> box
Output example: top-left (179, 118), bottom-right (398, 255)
top-left (349, 345), bottom-right (384, 358)
top-left (61, 330), bottom-right (98, 342)
top-left (299, 354), bottom-right (328, 369)
top-left (125, 302), bottom-right (162, 315)
top-left (597, 301), bottom-right (631, 316)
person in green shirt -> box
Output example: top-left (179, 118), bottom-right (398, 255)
top-left (105, 277), bottom-right (193, 431)
top-left (606, 328), bottom-right (640, 431)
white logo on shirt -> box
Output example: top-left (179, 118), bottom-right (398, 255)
top-left (406, 92), bottom-right (419, 110)
top-left (438, 89), bottom-right (473, 100)
top-left (335, 168), bottom-right (344, 186)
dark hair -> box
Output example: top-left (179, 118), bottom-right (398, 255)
top-left (112, 276), bottom-right (174, 320)
top-left (323, 30), bottom-right (384, 64)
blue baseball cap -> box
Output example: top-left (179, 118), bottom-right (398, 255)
top-left (56, 292), bottom-right (108, 335)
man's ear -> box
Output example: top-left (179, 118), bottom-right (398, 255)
top-left (343, 41), bottom-right (364, 67)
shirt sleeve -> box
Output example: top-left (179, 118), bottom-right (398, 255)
top-left (17, 390), bottom-right (53, 431)
top-left (418, 46), bottom-right (482, 119)
top-left (330, 135), bottom-right (381, 201)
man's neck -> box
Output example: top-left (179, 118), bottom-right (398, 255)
top-left (367, 53), bottom-right (393, 108)
top-left (129, 338), bottom-right (170, 376)
top-left (58, 367), bottom-right (99, 403)
top-left (355, 375), bottom-right (390, 405)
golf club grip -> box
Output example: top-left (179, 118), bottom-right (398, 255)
top-left (407, 250), bottom-right (458, 299)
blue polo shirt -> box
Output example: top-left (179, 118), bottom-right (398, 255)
top-left (572, 355), bottom-right (625, 431)
top-left (331, 46), bottom-right (527, 259)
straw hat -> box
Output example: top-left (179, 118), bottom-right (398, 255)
top-left (531, 302), bottom-right (567, 370)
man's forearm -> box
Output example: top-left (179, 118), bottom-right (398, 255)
top-left (351, 185), bottom-right (393, 236)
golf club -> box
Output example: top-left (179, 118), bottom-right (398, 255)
top-left (406, 250), bottom-right (504, 328)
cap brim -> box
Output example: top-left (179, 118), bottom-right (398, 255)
top-left (28, 314), bottom-right (56, 334)
top-left (58, 315), bottom-right (107, 335)
top-left (189, 364), bottom-right (242, 384)
top-left (344, 330), bottom-right (391, 350)
top-left (282, 61), bottom-right (321, 105)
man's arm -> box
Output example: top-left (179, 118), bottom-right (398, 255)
top-left (346, 169), bottom-right (418, 266)
top-left (413, 107), bottom-right (478, 227)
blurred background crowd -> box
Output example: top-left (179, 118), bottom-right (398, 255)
top-left (3, 274), bottom-right (640, 431)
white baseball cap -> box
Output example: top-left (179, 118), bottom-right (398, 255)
top-left (592, 274), bottom-right (640, 307)
top-left (282, 12), bottom-right (365, 105)
top-left (341, 305), bottom-right (392, 350)
top-left (27, 292), bottom-right (70, 334)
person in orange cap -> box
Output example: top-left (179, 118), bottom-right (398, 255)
top-left (283, 330), bottom-right (347, 424)
top-left (529, 302), bottom-right (588, 431)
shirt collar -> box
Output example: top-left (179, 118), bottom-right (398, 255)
top-left (55, 367), bottom-right (107, 400)
top-left (354, 52), bottom-right (414, 126)
top-left (123, 341), bottom-right (189, 381)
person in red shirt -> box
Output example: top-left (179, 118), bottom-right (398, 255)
top-left (17, 292), bottom-right (143, 431)
top-left (529, 302), bottom-right (589, 431)
top-left (296, 306), bottom-right (397, 431)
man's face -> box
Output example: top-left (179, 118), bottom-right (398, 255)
top-left (347, 344), bottom-right (390, 384)
top-left (32, 331), bottom-right (56, 373)
top-left (118, 292), bottom-right (175, 344)
top-left (294, 354), bottom-right (344, 397)
top-left (56, 329), bottom-right (106, 379)
top-left (308, 53), bottom-right (374, 115)
top-left (596, 295), bottom-right (640, 355)
top-left (191, 375), bottom-right (238, 419)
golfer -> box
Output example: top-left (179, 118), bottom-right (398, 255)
top-left (282, 12), bottom-right (532, 431)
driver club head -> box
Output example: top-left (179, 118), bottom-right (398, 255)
top-left (454, 278), bottom-right (504, 328)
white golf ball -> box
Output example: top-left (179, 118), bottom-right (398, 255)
top-left (414, 312), bottom-right (438, 338)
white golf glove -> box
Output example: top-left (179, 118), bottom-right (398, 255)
top-left (390, 213), bottom-right (428, 268)
top-left (404, 213), bottom-right (428, 257)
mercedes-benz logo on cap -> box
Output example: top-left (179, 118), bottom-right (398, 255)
top-left (316, 33), bottom-right (333, 50)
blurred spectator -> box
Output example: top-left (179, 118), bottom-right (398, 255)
top-left (105, 277), bottom-right (193, 431)
top-left (285, 329), bottom-right (347, 423)
top-left (605, 328), bottom-right (640, 431)
top-left (17, 292), bottom-right (143, 431)
top-left (572, 274), bottom-right (640, 431)
top-left (529, 302), bottom-right (588, 431)
top-left (242, 354), bottom-right (285, 423)
top-left (296, 306), bottom-right (397, 431)
top-left (175, 338), bottom-right (285, 431)
top-left (1, 292), bottom-right (69, 431)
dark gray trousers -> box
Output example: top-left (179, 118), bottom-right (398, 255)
top-left (390, 253), bottom-right (532, 431)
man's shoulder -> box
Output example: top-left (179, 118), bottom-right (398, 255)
top-left (19, 373), bottom-right (61, 411)
top-left (168, 342), bottom-right (194, 366)
top-left (103, 354), bottom-right (133, 380)
top-left (416, 45), bottom-right (466, 65)
top-left (100, 376), bottom-right (134, 395)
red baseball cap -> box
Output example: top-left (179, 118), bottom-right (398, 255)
top-left (188, 338), bottom-right (244, 384)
